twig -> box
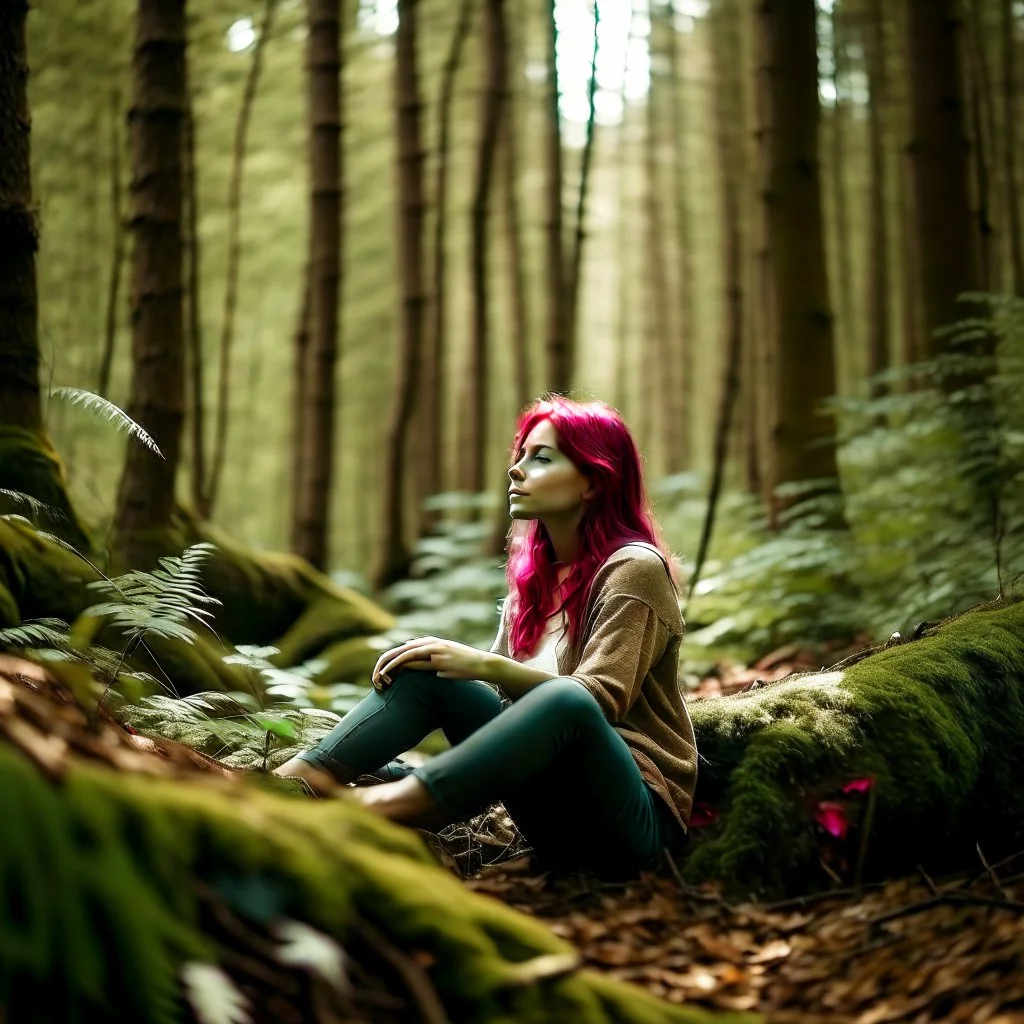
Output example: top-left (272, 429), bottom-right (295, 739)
top-left (662, 848), bottom-right (728, 905)
top-left (976, 843), bottom-right (1011, 899)
top-left (757, 880), bottom-right (890, 913)
top-left (869, 892), bottom-right (1024, 929)
top-left (352, 917), bottom-right (451, 1024)
top-left (917, 864), bottom-right (940, 896)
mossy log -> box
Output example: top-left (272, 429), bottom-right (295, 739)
top-left (0, 737), bottom-right (739, 1024)
top-left (0, 515), bottom-right (394, 693)
top-left (682, 599), bottom-right (1024, 899)
top-left (0, 426), bottom-right (91, 552)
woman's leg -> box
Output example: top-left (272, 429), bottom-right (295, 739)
top-left (275, 670), bottom-right (504, 787)
top-left (406, 676), bottom-right (674, 873)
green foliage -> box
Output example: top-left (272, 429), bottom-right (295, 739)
top-left (49, 387), bottom-right (163, 458)
top-left (380, 507), bottom-right (507, 650)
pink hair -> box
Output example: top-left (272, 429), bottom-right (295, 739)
top-left (501, 395), bottom-right (681, 659)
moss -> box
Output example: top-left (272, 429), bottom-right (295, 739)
top-left (271, 596), bottom-right (394, 668)
top-left (0, 426), bottom-right (92, 553)
top-left (683, 599), bottom-right (1024, 898)
top-left (303, 632), bottom-right (385, 685)
top-left (0, 743), bottom-right (737, 1024)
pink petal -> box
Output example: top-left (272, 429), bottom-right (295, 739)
top-left (688, 802), bottom-right (719, 829)
top-left (814, 801), bottom-right (849, 840)
top-left (842, 777), bottom-right (875, 794)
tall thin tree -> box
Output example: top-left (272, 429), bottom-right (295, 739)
top-left (206, 0), bottom-right (280, 518)
top-left (564, 2), bottom-right (599, 358)
top-left (864, 0), bottom-right (891, 393)
top-left (292, 0), bottom-right (343, 570)
top-left (416, 0), bottom-right (474, 537)
top-left (1001, 0), bottom-right (1024, 294)
top-left (543, 0), bottom-right (569, 393)
top-left (98, 88), bottom-right (125, 400)
top-left (377, 0), bottom-right (428, 587)
top-left (462, 0), bottom-right (508, 498)
top-left (759, 0), bottom-right (842, 513)
top-left (830, 1), bottom-right (855, 375)
top-left (112, 0), bottom-right (189, 569)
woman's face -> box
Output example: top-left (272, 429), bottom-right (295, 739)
top-left (507, 420), bottom-right (594, 521)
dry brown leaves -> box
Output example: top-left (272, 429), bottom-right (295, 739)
top-left (0, 654), bottom-right (236, 782)
top-left (467, 857), bottom-right (1024, 1023)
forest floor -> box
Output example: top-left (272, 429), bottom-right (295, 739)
top-left (4, 649), bottom-right (1024, 1023)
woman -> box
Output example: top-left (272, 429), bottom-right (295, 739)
top-left (275, 396), bottom-right (698, 877)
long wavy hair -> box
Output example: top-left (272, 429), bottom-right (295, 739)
top-left (502, 395), bottom-right (680, 659)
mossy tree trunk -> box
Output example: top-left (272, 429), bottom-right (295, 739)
top-left (377, 0), bottom-right (427, 588)
top-left (112, 0), bottom-right (188, 571)
top-left (759, 0), bottom-right (842, 515)
top-left (292, 0), bottom-right (343, 572)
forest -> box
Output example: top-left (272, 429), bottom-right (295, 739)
top-left (2, 0), bottom-right (1024, 1021)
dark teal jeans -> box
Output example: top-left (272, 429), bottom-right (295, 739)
top-left (295, 671), bottom-right (683, 877)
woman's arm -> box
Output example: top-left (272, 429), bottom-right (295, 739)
top-left (479, 653), bottom-right (559, 699)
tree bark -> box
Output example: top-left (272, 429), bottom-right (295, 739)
top-left (1000, 0), bottom-right (1024, 295)
top-left (563, 1), bottom-right (599, 362)
top-left (643, 16), bottom-right (676, 478)
top-left (543, 0), bottom-right (569, 394)
top-left (289, 277), bottom-right (311, 552)
top-left (665, 9), bottom-right (694, 473)
top-left (759, 0), bottom-right (841, 507)
top-left (182, 88), bottom-right (207, 514)
top-left (864, 0), bottom-right (890, 391)
top-left (905, 0), bottom-right (982, 356)
top-left (830, 1), bottom-right (855, 382)
top-left (377, 0), bottom-right (428, 588)
top-left (462, 0), bottom-right (507, 498)
top-left (292, 0), bottom-right (343, 570)
top-left (416, 0), bottom-right (474, 539)
top-left (965, 0), bottom-right (997, 292)
top-left (206, 0), bottom-right (279, 519)
top-left (689, 0), bottom-right (745, 606)
top-left (0, 0), bottom-right (42, 433)
top-left (112, 0), bottom-right (189, 570)
top-left (98, 88), bottom-right (125, 401)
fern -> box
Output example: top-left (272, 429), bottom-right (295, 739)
top-left (50, 386), bottom-right (164, 458)
top-left (0, 489), bottom-right (66, 529)
top-left (0, 618), bottom-right (74, 653)
top-left (85, 542), bottom-right (221, 646)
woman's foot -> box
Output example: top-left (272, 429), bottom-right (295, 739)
top-left (272, 756), bottom-right (346, 797)
top-left (349, 776), bottom-right (450, 831)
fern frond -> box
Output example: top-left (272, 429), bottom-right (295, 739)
top-left (50, 386), bottom-right (164, 458)
top-left (0, 490), bottom-right (67, 528)
top-left (0, 618), bottom-right (72, 652)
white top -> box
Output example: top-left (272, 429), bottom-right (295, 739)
top-left (519, 609), bottom-right (568, 674)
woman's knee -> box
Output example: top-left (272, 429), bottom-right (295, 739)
top-left (529, 676), bottom-right (603, 720)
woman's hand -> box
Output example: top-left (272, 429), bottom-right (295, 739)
top-left (372, 637), bottom-right (489, 690)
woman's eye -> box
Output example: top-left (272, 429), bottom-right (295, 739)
top-left (534, 455), bottom-right (550, 463)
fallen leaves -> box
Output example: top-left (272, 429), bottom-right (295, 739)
top-left (467, 852), bottom-right (1024, 1021)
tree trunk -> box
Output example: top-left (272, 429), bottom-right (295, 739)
top-left (289, 277), bottom-right (311, 553)
top-left (292, 0), bottom-right (343, 571)
top-left (1001, 0), bottom-right (1024, 295)
top-left (543, 0), bottom-right (568, 394)
top-left (182, 89), bottom-right (207, 514)
top-left (689, 0), bottom-right (745, 606)
top-left (864, 0), bottom-right (890, 392)
top-left (760, 0), bottom-right (841, 507)
top-left (0, 0), bottom-right (42, 434)
top-left (416, 0), bottom-right (474, 539)
top-left (830, 1), bottom-right (855, 383)
top-left (112, 0), bottom-right (188, 570)
top-left (462, 0), bottom-right (507, 499)
top-left (377, 0), bottom-right (428, 588)
top-left (206, 0), bottom-right (279, 519)
top-left (905, 0), bottom-right (982, 356)
top-left (97, 88), bottom-right (125, 401)
top-left (665, 10), bottom-right (694, 473)
top-left (563, 2), bottom-right (599, 362)
top-left (643, 18), bottom-right (676, 479)
top-left (965, 0), bottom-right (997, 292)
